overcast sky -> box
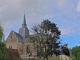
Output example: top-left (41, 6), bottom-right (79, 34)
top-left (0, 0), bottom-right (80, 48)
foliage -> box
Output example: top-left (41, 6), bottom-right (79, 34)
top-left (0, 25), bottom-right (3, 42)
top-left (71, 46), bottom-right (80, 60)
top-left (29, 58), bottom-right (44, 60)
top-left (61, 44), bottom-right (70, 56)
top-left (30, 19), bottom-right (61, 59)
top-left (0, 42), bottom-right (8, 60)
top-left (0, 25), bottom-right (8, 60)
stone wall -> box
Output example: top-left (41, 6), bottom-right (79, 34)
top-left (6, 31), bottom-right (23, 55)
top-left (59, 55), bottom-right (70, 60)
top-left (6, 31), bottom-right (18, 49)
top-left (17, 42), bottom-right (23, 54)
top-left (23, 42), bottom-right (36, 54)
top-left (48, 54), bottom-right (70, 60)
top-left (6, 31), bottom-right (36, 55)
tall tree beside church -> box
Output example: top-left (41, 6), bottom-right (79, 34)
top-left (0, 25), bottom-right (8, 60)
top-left (30, 19), bottom-right (61, 58)
top-left (40, 20), bottom-right (61, 55)
top-left (0, 25), bottom-right (3, 41)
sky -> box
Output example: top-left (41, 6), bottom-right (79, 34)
top-left (0, 0), bottom-right (80, 48)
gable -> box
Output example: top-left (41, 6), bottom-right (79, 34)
top-left (6, 30), bottom-right (18, 43)
top-left (6, 30), bottom-right (23, 43)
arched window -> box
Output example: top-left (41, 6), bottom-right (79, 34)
top-left (26, 45), bottom-right (30, 54)
top-left (9, 45), bottom-right (12, 49)
top-left (11, 36), bottom-right (12, 39)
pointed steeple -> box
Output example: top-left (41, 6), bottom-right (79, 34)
top-left (19, 13), bottom-right (29, 40)
top-left (22, 14), bottom-right (26, 27)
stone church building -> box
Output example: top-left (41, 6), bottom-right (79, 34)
top-left (6, 14), bottom-right (35, 56)
top-left (6, 14), bottom-right (71, 60)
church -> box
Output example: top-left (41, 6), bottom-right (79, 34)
top-left (6, 14), bottom-right (36, 56)
top-left (5, 14), bottom-right (71, 60)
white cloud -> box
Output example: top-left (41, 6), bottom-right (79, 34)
top-left (0, 0), bottom-right (79, 39)
top-left (60, 27), bottom-right (75, 35)
top-left (76, 1), bottom-right (80, 12)
top-left (43, 14), bottom-right (54, 19)
top-left (0, 6), bottom-right (8, 12)
top-left (0, 0), bottom-right (75, 22)
top-left (59, 20), bottom-right (80, 36)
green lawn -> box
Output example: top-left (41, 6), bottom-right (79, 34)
top-left (22, 58), bottom-right (45, 60)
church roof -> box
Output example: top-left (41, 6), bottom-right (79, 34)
top-left (13, 31), bottom-right (31, 43)
top-left (13, 31), bottom-right (23, 43)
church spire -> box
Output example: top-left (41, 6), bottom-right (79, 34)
top-left (19, 13), bottom-right (29, 39)
top-left (22, 14), bottom-right (26, 27)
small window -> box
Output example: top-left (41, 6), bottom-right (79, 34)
top-left (11, 36), bottom-right (12, 39)
top-left (9, 45), bottom-right (12, 49)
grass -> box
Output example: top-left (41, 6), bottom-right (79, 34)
top-left (22, 57), bottom-right (45, 60)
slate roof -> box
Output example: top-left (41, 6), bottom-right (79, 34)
top-left (24, 37), bottom-right (30, 42)
top-left (12, 30), bottom-right (31, 43)
top-left (12, 31), bottom-right (23, 43)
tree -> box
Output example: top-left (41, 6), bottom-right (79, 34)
top-left (0, 25), bottom-right (3, 42)
top-left (61, 44), bottom-right (70, 56)
top-left (0, 25), bottom-right (8, 60)
top-left (71, 46), bottom-right (80, 60)
top-left (30, 19), bottom-right (61, 59)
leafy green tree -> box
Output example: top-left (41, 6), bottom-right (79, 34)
top-left (0, 25), bottom-right (8, 60)
top-left (71, 46), bottom-right (80, 60)
top-left (0, 25), bottom-right (3, 42)
top-left (41, 20), bottom-right (61, 55)
top-left (30, 19), bottom-right (61, 59)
